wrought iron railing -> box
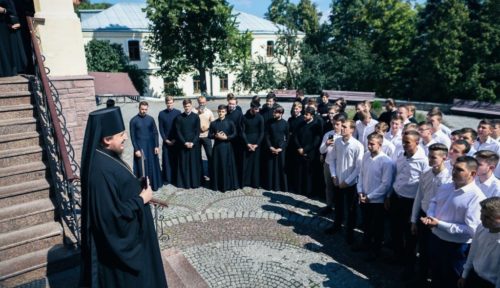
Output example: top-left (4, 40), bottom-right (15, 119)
top-left (27, 16), bottom-right (81, 247)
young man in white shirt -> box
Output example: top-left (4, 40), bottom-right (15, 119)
top-left (428, 111), bottom-right (451, 148)
top-left (318, 113), bottom-right (345, 216)
top-left (460, 128), bottom-right (478, 156)
top-left (386, 130), bottom-right (429, 278)
top-left (411, 143), bottom-right (452, 285)
top-left (492, 120), bottom-right (500, 142)
top-left (397, 105), bottom-right (411, 125)
top-left (354, 132), bottom-right (395, 260)
top-left (474, 150), bottom-right (500, 198)
top-left (325, 119), bottom-right (364, 245)
top-left (418, 121), bottom-right (437, 156)
top-left (375, 122), bottom-right (396, 158)
top-left (385, 116), bottom-right (403, 146)
top-left (458, 196), bottom-right (500, 288)
top-left (354, 111), bottom-right (378, 149)
top-left (422, 156), bottom-right (486, 288)
top-left (446, 140), bottom-right (471, 171)
top-left (475, 119), bottom-right (500, 179)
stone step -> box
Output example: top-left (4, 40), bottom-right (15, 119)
top-left (0, 161), bottom-right (47, 187)
top-left (0, 146), bottom-right (43, 168)
top-left (161, 248), bottom-right (208, 288)
top-left (0, 222), bottom-right (62, 261)
top-left (0, 179), bottom-right (50, 209)
top-left (0, 244), bottom-right (80, 287)
top-left (0, 198), bottom-right (55, 233)
top-left (0, 117), bottom-right (37, 135)
top-left (0, 103), bottom-right (35, 119)
top-left (0, 131), bottom-right (40, 150)
top-left (0, 76), bottom-right (30, 93)
top-left (0, 91), bottom-right (32, 106)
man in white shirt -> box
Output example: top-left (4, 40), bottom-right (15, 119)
top-left (410, 143), bottom-right (452, 285)
top-left (324, 119), bottom-right (364, 245)
top-left (458, 196), bottom-right (500, 288)
top-left (354, 133), bottom-right (395, 260)
top-left (386, 130), bottom-right (428, 278)
top-left (422, 156), bottom-right (486, 288)
top-left (492, 120), bottom-right (500, 142)
top-left (375, 122), bottom-right (396, 158)
top-left (446, 140), bottom-right (471, 171)
top-left (460, 128), bottom-right (477, 156)
top-left (474, 150), bottom-right (500, 198)
top-left (195, 96), bottom-right (215, 181)
top-left (354, 111), bottom-right (378, 149)
top-left (397, 105), bottom-right (411, 125)
top-left (318, 113), bottom-right (344, 216)
top-left (418, 121), bottom-right (437, 156)
top-left (385, 116), bottom-right (403, 146)
top-left (428, 111), bottom-right (451, 148)
top-left (475, 119), bottom-right (500, 179)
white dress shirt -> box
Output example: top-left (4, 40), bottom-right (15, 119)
top-left (474, 136), bottom-right (500, 155)
top-left (475, 174), bottom-right (500, 198)
top-left (327, 136), bottom-right (364, 187)
top-left (462, 224), bottom-right (500, 287)
top-left (355, 119), bottom-right (378, 149)
top-left (427, 181), bottom-right (486, 243)
top-left (391, 146), bottom-right (429, 199)
top-left (319, 130), bottom-right (341, 156)
top-left (432, 129), bottom-right (451, 148)
top-left (419, 138), bottom-right (437, 156)
top-left (411, 166), bottom-right (452, 223)
top-left (357, 151), bottom-right (395, 203)
top-left (382, 138), bottom-right (396, 159)
top-left (385, 130), bottom-right (402, 147)
top-left (440, 124), bottom-right (452, 138)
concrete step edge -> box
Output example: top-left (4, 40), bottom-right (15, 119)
top-left (0, 199), bottom-right (54, 223)
top-left (0, 104), bottom-right (33, 112)
top-left (0, 145), bottom-right (42, 158)
top-left (0, 222), bottom-right (62, 251)
top-left (0, 161), bottom-right (46, 177)
top-left (0, 179), bottom-right (50, 199)
top-left (0, 117), bottom-right (36, 127)
top-left (0, 91), bottom-right (32, 98)
top-left (0, 131), bottom-right (39, 143)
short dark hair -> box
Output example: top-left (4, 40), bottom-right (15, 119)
top-left (367, 132), bottom-right (383, 144)
top-left (480, 197), bottom-right (500, 216)
top-left (182, 99), bottom-right (192, 106)
top-left (403, 130), bottom-right (420, 141)
top-left (304, 106), bottom-right (316, 115)
top-left (453, 139), bottom-right (471, 154)
top-left (474, 150), bottom-right (500, 167)
top-left (479, 119), bottom-right (493, 127)
top-left (333, 114), bottom-right (346, 122)
top-left (139, 100), bottom-right (149, 107)
top-left (428, 143), bottom-right (448, 155)
top-left (274, 105), bottom-right (285, 114)
top-left (266, 92), bottom-right (276, 100)
top-left (455, 156), bottom-right (479, 172)
top-left (217, 104), bottom-right (227, 111)
top-left (460, 128), bottom-right (478, 139)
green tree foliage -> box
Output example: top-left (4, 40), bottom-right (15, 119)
top-left (144, 0), bottom-right (251, 94)
top-left (84, 39), bottom-right (147, 95)
top-left (411, 0), bottom-right (469, 102)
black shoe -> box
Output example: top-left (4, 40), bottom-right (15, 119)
top-left (324, 225), bottom-right (341, 235)
top-left (317, 207), bottom-right (333, 216)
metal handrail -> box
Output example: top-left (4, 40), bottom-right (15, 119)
top-left (27, 16), bottom-right (76, 182)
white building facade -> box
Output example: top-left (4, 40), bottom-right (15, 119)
top-left (80, 3), bottom-right (303, 97)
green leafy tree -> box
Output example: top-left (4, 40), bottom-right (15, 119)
top-left (144, 0), bottom-right (251, 94)
top-left (85, 39), bottom-right (147, 95)
top-left (411, 0), bottom-right (469, 102)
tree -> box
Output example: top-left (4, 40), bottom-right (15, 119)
top-left (84, 39), bottom-right (147, 95)
top-left (144, 0), bottom-right (251, 94)
top-left (411, 0), bottom-right (469, 102)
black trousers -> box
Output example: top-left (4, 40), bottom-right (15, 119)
top-left (465, 269), bottom-right (494, 288)
top-left (361, 202), bottom-right (384, 252)
top-left (334, 185), bottom-right (358, 239)
top-left (389, 193), bottom-right (417, 267)
top-left (428, 233), bottom-right (469, 288)
top-left (416, 209), bottom-right (431, 280)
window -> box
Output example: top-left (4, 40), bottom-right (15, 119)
top-left (266, 41), bottom-right (274, 57)
top-left (128, 40), bottom-right (141, 61)
top-left (219, 74), bottom-right (228, 91)
top-left (193, 75), bottom-right (201, 93)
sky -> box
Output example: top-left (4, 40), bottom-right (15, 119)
top-left (100, 0), bottom-right (332, 19)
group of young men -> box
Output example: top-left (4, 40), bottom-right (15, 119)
top-left (128, 94), bottom-right (499, 288)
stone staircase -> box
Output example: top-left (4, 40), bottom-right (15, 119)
top-left (0, 76), bottom-right (79, 287)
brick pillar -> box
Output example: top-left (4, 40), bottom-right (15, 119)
top-left (49, 75), bottom-right (96, 167)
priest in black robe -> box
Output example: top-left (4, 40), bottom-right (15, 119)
top-left (241, 101), bottom-right (264, 188)
top-left (0, 0), bottom-right (27, 77)
top-left (174, 99), bottom-right (202, 188)
top-left (158, 96), bottom-right (181, 185)
top-left (226, 96), bottom-right (244, 186)
top-left (294, 107), bottom-right (322, 196)
top-left (286, 102), bottom-right (304, 193)
top-left (130, 101), bottom-right (163, 191)
top-left (80, 107), bottom-right (167, 288)
top-left (263, 106), bottom-right (289, 191)
top-left (209, 105), bottom-right (239, 192)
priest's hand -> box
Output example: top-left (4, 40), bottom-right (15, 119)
top-left (247, 144), bottom-right (254, 151)
top-left (297, 148), bottom-right (304, 156)
top-left (139, 178), bottom-right (153, 204)
top-left (154, 147), bottom-right (159, 154)
top-left (11, 23), bottom-right (20, 30)
top-left (166, 139), bottom-right (174, 146)
top-left (134, 150), bottom-right (142, 158)
top-left (185, 142), bottom-right (193, 149)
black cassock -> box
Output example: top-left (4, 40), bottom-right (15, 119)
top-left (241, 111), bottom-right (264, 188)
top-left (294, 119), bottom-right (322, 196)
top-left (0, 0), bottom-right (27, 77)
top-left (286, 114), bottom-right (304, 193)
top-left (209, 118), bottom-right (239, 192)
top-left (158, 108), bottom-right (181, 185)
top-left (130, 114), bottom-right (163, 191)
top-left (174, 112), bottom-right (202, 188)
top-left (263, 118), bottom-right (289, 192)
top-left (81, 148), bottom-right (167, 288)
top-left (226, 108), bottom-right (244, 186)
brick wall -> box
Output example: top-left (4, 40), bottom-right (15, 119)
top-left (49, 75), bottom-right (96, 167)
